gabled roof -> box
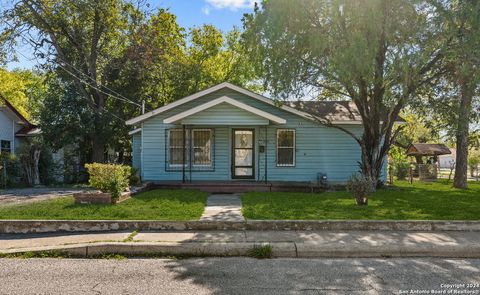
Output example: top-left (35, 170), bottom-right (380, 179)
top-left (126, 82), bottom-right (314, 125)
top-left (125, 82), bottom-right (406, 127)
top-left (286, 100), bottom-right (406, 123)
top-left (0, 95), bottom-right (41, 136)
top-left (163, 96), bottom-right (286, 124)
top-left (0, 96), bottom-right (33, 126)
top-left (406, 143), bottom-right (452, 156)
top-left (15, 125), bottom-right (41, 137)
top-left (287, 101), bottom-right (362, 123)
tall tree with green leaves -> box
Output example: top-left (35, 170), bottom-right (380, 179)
top-left (0, 68), bottom-right (46, 119)
top-left (243, 0), bottom-right (443, 185)
top-left (3, 0), bottom-right (143, 162)
top-left (431, 0), bottom-right (480, 189)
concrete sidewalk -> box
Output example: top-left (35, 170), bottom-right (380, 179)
top-left (1, 230), bottom-right (480, 258)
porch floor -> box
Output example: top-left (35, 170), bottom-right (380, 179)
top-left (146, 181), bottom-right (325, 193)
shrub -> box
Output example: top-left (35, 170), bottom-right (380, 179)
top-left (468, 151), bottom-right (480, 177)
top-left (0, 153), bottom-right (21, 187)
top-left (85, 163), bottom-right (131, 200)
top-left (394, 161), bottom-right (410, 180)
top-left (346, 174), bottom-right (376, 206)
top-left (129, 167), bottom-right (141, 186)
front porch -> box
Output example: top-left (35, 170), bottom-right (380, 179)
top-left (147, 180), bottom-right (326, 193)
top-left (161, 95), bottom-right (292, 183)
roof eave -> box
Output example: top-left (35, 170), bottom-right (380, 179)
top-left (125, 82), bottom-right (314, 125)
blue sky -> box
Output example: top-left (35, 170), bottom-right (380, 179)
top-left (8, 0), bottom-right (256, 69)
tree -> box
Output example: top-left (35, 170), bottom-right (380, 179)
top-left (0, 68), bottom-right (45, 119)
top-left (430, 0), bottom-right (480, 189)
top-left (391, 111), bottom-right (440, 166)
top-left (17, 137), bottom-right (42, 185)
top-left (468, 149), bottom-right (480, 178)
top-left (243, 0), bottom-right (442, 186)
top-left (3, 0), bottom-right (141, 162)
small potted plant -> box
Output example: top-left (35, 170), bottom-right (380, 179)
top-left (74, 163), bottom-right (131, 204)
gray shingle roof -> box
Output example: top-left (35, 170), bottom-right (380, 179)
top-left (285, 100), bottom-right (405, 122)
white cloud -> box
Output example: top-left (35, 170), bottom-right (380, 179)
top-left (205, 0), bottom-right (255, 11)
top-left (201, 6), bottom-right (210, 15)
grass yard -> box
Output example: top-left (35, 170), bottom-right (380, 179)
top-left (242, 180), bottom-right (480, 220)
top-left (0, 189), bottom-right (207, 220)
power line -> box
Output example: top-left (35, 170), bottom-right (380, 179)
top-left (7, 31), bottom-right (133, 122)
top-left (10, 0), bottom-right (142, 108)
top-left (2, 19), bottom-right (144, 110)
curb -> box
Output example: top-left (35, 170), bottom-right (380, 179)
top-left (1, 220), bottom-right (480, 234)
top-left (2, 241), bottom-right (480, 258)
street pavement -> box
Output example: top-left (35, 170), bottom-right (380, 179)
top-left (0, 257), bottom-right (479, 294)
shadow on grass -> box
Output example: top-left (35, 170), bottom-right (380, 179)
top-left (242, 181), bottom-right (480, 220)
top-left (0, 189), bottom-right (208, 220)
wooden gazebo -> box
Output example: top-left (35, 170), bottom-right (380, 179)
top-left (406, 143), bottom-right (451, 181)
top-left (406, 143), bottom-right (452, 158)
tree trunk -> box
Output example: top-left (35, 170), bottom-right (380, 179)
top-left (90, 99), bottom-right (106, 163)
top-left (91, 136), bottom-right (105, 163)
top-left (32, 149), bottom-right (41, 186)
top-left (453, 79), bottom-right (473, 189)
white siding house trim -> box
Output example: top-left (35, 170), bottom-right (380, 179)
top-left (128, 128), bottom-right (142, 135)
top-left (163, 96), bottom-right (287, 125)
top-left (125, 82), bottom-right (314, 125)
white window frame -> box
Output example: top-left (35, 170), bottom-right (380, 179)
top-left (168, 129), bottom-right (187, 167)
top-left (192, 129), bottom-right (212, 167)
top-left (276, 129), bottom-right (296, 167)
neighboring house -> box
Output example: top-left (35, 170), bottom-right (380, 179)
top-left (126, 82), bottom-right (400, 185)
top-left (0, 98), bottom-right (40, 155)
top-left (439, 148), bottom-right (456, 169)
top-left (0, 97), bottom-right (66, 183)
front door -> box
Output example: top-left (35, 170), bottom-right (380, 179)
top-left (232, 129), bottom-right (255, 179)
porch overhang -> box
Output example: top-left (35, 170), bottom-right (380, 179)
top-left (163, 96), bottom-right (286, 125)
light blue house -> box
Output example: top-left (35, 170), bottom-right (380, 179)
top-left (126, 82), bottom-right (388, 186)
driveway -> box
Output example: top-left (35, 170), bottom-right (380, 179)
top-left (0, 187), bottom-right (87, 206)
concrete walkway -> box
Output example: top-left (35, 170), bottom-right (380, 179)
top-left (200, 194), bottom-right (245, 221)
top-left (2, 230), bottom-right (480, 258)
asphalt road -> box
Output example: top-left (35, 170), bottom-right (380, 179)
top-left (0, 258), bottom-right (479, 295)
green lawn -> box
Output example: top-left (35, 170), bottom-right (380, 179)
top-left (242, 181), bottom-right (480, 220)
top-left (0, 189), bottom-right (207, 220)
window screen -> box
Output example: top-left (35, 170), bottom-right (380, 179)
top-left (277, 129), bottom-right (295, 166)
